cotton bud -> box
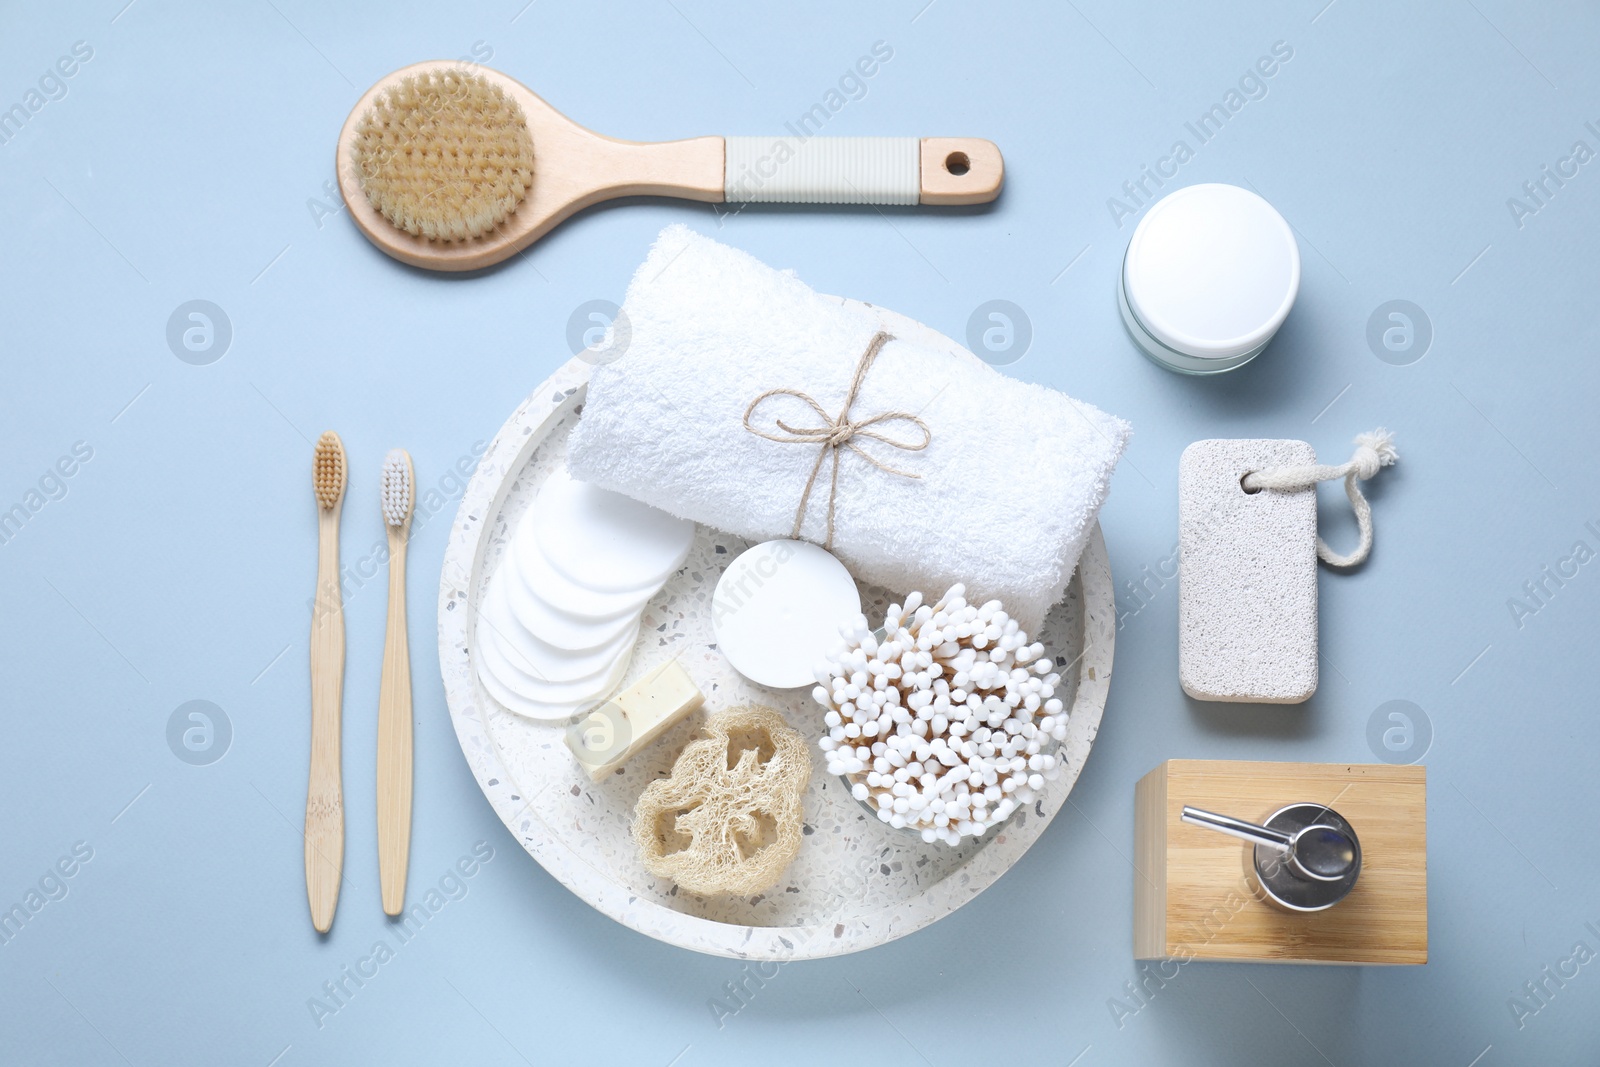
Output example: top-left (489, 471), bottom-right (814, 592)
top-left (819, 586), bottom-right (1071, 846)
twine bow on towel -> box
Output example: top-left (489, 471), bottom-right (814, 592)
top-left (743, 331), bottom-right (931, 551)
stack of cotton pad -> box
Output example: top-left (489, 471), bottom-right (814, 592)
top-left (475, 468), bottom-right (695, 722)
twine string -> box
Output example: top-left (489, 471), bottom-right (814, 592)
top-left (742, 331), bottom-right (931, 550)
top-left (1241, 429), bottom-right (1399, 567)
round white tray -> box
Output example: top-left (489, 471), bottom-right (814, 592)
top-left (438, 300), bottom-right (1116, 959)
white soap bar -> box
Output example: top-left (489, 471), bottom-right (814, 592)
top-left (1178, 439), bottom-right (1318, 704)
top-left (565, 660), bottom-right (706, 780)
top-left (712, 540), bottom-right (861, 689)
top-left (535, 469), bottom-right (695, 593)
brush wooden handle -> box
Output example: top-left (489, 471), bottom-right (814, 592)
top-left (336, 62), bottom-right (1006, 272)
top-left (377, 525), bottom-right (413, 916)
top-left (306, 506), bottom-right (345, 933)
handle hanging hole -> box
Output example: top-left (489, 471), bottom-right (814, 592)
top-left (944, 151), bottom-right (971, 176)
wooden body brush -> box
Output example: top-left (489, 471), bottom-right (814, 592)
top-left (336, 61), bottom-right (1004, 271)
top-left (308, 431), bottom-right (347, 933)
top-left (376, 449), bottom-right (414, 916)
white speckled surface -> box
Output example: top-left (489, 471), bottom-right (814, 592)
top-left (437, 301), bottom-right (1116, 959)
top-left (1178, 438), bottom-right (1318, 704)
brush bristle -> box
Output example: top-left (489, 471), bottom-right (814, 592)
top-left (314, 431), bottom-right (346, 509)
top-left (381, 449), bottom-right (413, 526)
top-left (351, 68), bottom-right (536, 242)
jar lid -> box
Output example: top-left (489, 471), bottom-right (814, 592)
top-left (1123, 184), bottom-right (1300, 362)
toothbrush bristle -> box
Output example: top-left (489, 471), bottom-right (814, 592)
top-left (350, 68), bottom-right (536, 243)
top-left (313, 431), bottom-right (346, 509)
top-left (381, 449), bottom-right (413, 526)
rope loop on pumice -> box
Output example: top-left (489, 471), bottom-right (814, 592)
top-left (1241, 429), bottom-right (1399, 568)
top-left (743, 331), bottom-right (932, 551)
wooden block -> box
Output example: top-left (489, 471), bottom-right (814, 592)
top-left (1134, 759), bottom-right (1427, 965)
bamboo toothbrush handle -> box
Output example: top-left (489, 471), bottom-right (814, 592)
top-left (376, 528), bottom-right (413, 916)
top-left (306, 509), bottom-right (345, 933)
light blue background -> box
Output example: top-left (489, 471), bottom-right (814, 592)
top-left (2, 1), bottom-right (1597, 1064)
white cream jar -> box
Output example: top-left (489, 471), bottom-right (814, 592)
top-left (1119, 183), bottom-right (1301, 374)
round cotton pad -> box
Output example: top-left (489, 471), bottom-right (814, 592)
top-left (477, 611), bottom-right (636, 699)
top-left (481, 597), bottom-right (639, 684)
top-left (474, 610), bottom-right (634, 719)
top-left (534, 469), bottom-right (695, 593)
top-left (487, 564), bottom-right (636, 652)
top-left (711, 540), bottom-right (861, 689)
top-left (516, 534), bottom-right (660, 620)
top-left (473, 647), bottom-right (614, 724)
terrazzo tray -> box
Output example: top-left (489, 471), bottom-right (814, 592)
top-left (438, 300), bottom-right (1116, 960)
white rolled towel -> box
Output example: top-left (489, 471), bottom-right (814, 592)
top-left (566, 225), bottom-right (1131, 632)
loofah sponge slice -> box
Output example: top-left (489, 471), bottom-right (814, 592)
top-left (632, 705), bottom-right (811, 897)
top-left (350, 68), bottom-right (536, 242)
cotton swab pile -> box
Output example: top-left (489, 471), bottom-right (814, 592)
top-left (813, 584), bottom-right (1067, 846)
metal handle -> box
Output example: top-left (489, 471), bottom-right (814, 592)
top-left (1181, 805), bottom-right (1292, 852)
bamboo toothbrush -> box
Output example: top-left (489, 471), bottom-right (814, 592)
top-left (307, 430), bottom-right (347, 933)
top-left (376, 449), bottom-right (414, 916)
top-left (336, 61), bottom-right (1003, 271)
